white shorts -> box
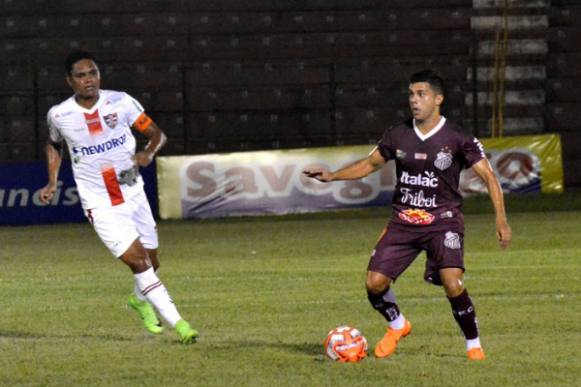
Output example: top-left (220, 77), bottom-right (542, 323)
top-left (86, 190), bottom-right (158, 258)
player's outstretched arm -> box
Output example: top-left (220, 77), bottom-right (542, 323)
top-left (40, 141), bottom-right (63, 204)
top-left (133, 121), bottom-right (167, 167)
top-left (471, 158), bottom-right (512, 248)
top-left (303, 146), bottom-right (386, 183)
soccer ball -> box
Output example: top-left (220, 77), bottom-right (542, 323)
top-left (325, 326), bottom-right (368, 362)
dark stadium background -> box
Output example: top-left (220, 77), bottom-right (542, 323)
top-left (0, 0), bottom-right (579, 187)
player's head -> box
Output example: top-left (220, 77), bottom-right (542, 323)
top-left (408, 70), bottom-right (445, 122)
top-left (65, 49), bottom-right (100, 100)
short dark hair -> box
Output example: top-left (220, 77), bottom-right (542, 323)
top-left (410, 70), bottom-right (445, 96)
top-left (65, 49), bottom-right (97, 75)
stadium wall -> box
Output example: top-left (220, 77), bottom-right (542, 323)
top-left (0, 1), bottom-right (579, 186)
top-left (0, 161), bottom-right (158, 225)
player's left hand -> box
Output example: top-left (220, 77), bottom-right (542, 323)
top-left (133, 151), bottom-right (154, 167)
top-left (496, 220), bottom-right (512, 248)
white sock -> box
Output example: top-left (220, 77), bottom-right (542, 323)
top-left (389, 313), bottom-right (406, 330)
top-left (134, 268), bottom-right (160, 302)
top-left (466, 337), bottom-right (482, 350)
top-left (134, 284), bottom-right (147, 301)
top-left (134, 267), bottom-right (182, 327)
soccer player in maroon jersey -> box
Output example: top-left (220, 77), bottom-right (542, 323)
top-left (304, 70), bottom-right (512, 360)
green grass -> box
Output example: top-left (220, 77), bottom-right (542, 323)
top-left (1, 197), bottom-right (580, 386)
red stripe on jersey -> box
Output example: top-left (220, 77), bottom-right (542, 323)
top-left (84, 110), bottom-right (103, 135)
top-left (101, 167), bottom-right (124, 206)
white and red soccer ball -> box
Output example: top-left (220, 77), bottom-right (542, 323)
top-left (325, 326), bottom-right (368, 362)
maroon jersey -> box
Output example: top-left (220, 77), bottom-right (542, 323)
top-left (377, 117), bottom-right (486, 233)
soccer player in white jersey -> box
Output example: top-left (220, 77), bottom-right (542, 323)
top-left (39, 49), bottom-right (198, 344)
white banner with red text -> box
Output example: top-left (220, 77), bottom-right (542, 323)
top-left (157, 134), bottom-right (563, 219)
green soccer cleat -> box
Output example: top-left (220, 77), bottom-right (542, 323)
top-left (175, 320), bottom-right (199, 344)
top-left (127, 294), bottom-right (164, 334)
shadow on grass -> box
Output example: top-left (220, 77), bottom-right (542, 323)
top-left (0, 330), bottom-right (134, 342)
top-left (207, 339), bottom-right (326, 359)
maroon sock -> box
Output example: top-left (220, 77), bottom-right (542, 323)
top-left (448, 289), bottom-right (479, 340)
top-left (367, 289), bottom-right (400, 323)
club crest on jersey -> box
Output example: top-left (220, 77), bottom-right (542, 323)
top-left (443, 231), bottom-right (461, 249)
top-left (434, 151), bottom-right (453, 170)
top-left (103, 113), bottom-right (118, 129)
top-left (396, 149), bottom-right (407, 159)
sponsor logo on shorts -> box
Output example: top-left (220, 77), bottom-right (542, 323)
top-left (434, 151), bottom-right (453, 170)
top-left (443, 231), bottom-right (461, 249)
top-left (398, 208), bottom-right (435, 225)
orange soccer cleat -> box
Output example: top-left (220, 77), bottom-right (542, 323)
top-left (374, 319), bottom-right (412, 358)
top-left (467, 347), bottom-right (486, 361)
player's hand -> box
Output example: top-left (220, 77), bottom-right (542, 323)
top-left (133, 151), bottom-right (154, 167)
top-left (302, 168), bottom-right (333, 182)
top-left (39, 183), bottom-right (57, 204)
top-left (496, 220), bottom-right (512, 248)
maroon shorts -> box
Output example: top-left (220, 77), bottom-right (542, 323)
top-left (367, 226), bottom-right (465, 286)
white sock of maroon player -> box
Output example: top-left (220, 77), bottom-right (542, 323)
top-left (134, 267), bottom-right (182, 327)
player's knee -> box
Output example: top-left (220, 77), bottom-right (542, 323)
top-left (121, 250), bottom-right (152, 274)
top-left (366, 275), bottom-right (391, 295)
top-left (442, 278), bottom-right (464, 297)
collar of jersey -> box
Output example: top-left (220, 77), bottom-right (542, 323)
top-left (72, 90), bottom-right (104, 113)
top-left (413, 116), bottom-right (446, 142)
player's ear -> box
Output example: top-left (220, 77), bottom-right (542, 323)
top-left (435, 94), bottom-right (444, 106)
top-left (65, 75), bottom-right (73, 87)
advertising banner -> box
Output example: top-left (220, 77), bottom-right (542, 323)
top-left (158, 134), bottom-right (563, 220)
top-left (461, 134), bottom-right (563, 195)
top-left (0, 161), bottom-right (158, 226)
top-left (157, 147), bottom-right (397, 219)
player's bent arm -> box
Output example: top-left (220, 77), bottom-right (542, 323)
top-left (40, 141), bottom-right (63, 204)
top-left (303, 146), bottom-right (386, 182)
top-left (471, 158), bottom-right (512, 248)
top-left (133, 121), bottom-right (167, 167)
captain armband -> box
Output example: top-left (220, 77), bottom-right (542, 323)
top-left (133, 113), bottom-right (153, 133)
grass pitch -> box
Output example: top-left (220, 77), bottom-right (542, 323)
top-left (1, 195), bottom-right (580, 386)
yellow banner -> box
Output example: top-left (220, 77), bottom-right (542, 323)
top-left (462, 134), bottom-right (563, 194)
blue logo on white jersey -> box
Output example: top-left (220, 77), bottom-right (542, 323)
top-left (72, 134), bottom-right (128, 156)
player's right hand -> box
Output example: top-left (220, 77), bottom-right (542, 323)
top-left (302, 168), bottom-right (333, 183)
top-left (39, 184), bottom-right (57, 204)
top-left (496, 220), bottom-right (512, 249)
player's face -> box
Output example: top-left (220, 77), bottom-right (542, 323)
top-left (67, 59), bottom-right (100, 100)
top-left (408, 82), bottom-right (443, 122)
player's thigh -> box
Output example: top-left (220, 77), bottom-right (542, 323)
top-left (87, 205), bottom-right (140, 258)
top-left (368, 227), bottom-right (422, 282)
top-left (131, 191), bottom-right (159, 250)
top-left (424, 231), bottom-right (464, 285)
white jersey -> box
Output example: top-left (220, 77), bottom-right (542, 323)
top-left (48, 89), bottom-right (149, 210)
